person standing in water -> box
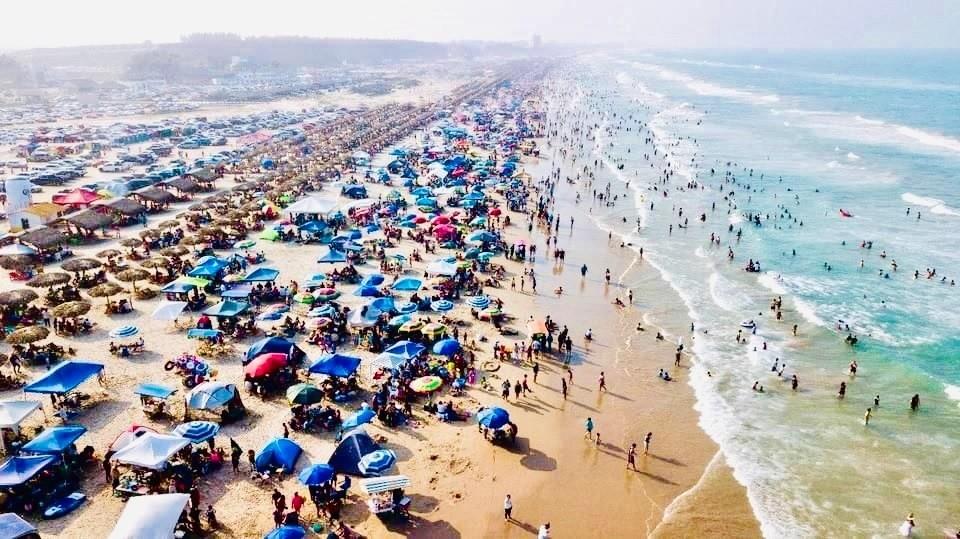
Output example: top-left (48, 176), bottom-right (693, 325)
top-left (864, 407), bottom-right (872, 425)
top-left (910, 394), bottom-right (920, 411)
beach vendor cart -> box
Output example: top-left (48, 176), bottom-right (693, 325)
top-left (359, 474), bottom-right (411, 520)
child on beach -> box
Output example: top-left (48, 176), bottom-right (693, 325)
top-left (584, 417), bottom-right (594, 440)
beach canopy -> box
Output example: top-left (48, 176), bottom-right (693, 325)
top-left (0, 400), bottom-right (41, 429)
top-left (111, 432), bottom-right (190, 470)
top-left (172, 421), bottom-right (220, 444)
top-left (108, 493), bottom-right (189, 539)
top-left (24, 360), bottom-right (104, 395)
top-left (241, 267), bottom-right (280, 282)
top-left (358, 449), bottom-right (396, 477)
top-left (21, 425), bottom-right (86, 454)
top-left (0, 513), bottom-right (37, 539)
top-left (0, 455), bottom-right (55, 486)
top-left (432, 338), bottom-right (461, 356)
top-left (133, 383), bottom-right (176, 399)
top-left (308, 353), bottom-right (361, 378)
top-left (244, 352), bottom-right (289, 378)
top-left (245, 336), bottom-right (302, 364)
top-left (384, 340), bottom-right (425, 360)
top-left (265, 526), bottom-right (307, 539)
top-left (426, 260), bottom-right (457, 276)
top-left (203, 299), bottom-right (249, 317)
top-left (341, 406), bottom-right (376, 431)
top-left (359, 474), bottom-right (410, 495)
top-left (160, 276), bottom-right (209, 294)
top-left (151, 300), bottom-right (187, 321)
top-left (328, 427), bottom-right (380, 476)
top-left (391, 277), bottom-right (422, 291)
top-left (316, 249), bottom-right (347, 264)
top-left (477, 407), bottom-right (510, 429)
top-left (187, 381), bottom-right (237, 410)
top-left (255, 437), bottom-right (302, 473)
top-left (298, 463), bottom-right (335, 486)
top-left (368, 352), bottom-right (406, 371)
top-left (221, 284), bottom-right (254, 299)
top-left (283, 196), bottom-right (337, 216)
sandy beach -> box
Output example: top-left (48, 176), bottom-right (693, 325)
top-left (0, 72), bottom-right (760, 539)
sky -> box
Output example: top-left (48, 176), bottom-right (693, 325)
top-left (3, 0), bottom-right (959, 50)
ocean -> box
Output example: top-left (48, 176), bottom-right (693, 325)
top-left (545, 50), bottom-right (960, 537)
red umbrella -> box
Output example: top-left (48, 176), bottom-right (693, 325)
top-left (244, 352), bottom-right (288, 377)
top-left (489, 208), bottom-right (502, 216)
top-left (433, 225), bottom-right (456, 239)
top-left (52, 188), bottom-right (100, 206)
top-left (431, 215), bottom-right (451, 225)
top-left (413, 216), bottom-right (428, 224)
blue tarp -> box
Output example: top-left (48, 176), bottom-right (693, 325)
top-left (187, 329), bottom-right (222, 339)
top-left (202, 300), bottom-right (249, 317)
top-left (384, 340), bottom-right (425, 360)
top-left (308, 353), bottom-right (361, 378)
top-left (21, 425), bottom-right (86, 454)
top-left (241, 267), bottom-right (279, 282)
top-left (265, 525), bottom-right (306, 539)
top-left (134, 383), bottom-right (176, 399)
top-left (244, 336), bottom-right (300, 364)
top-left (0, 455), bottom-right (55, 486)
top-left (316, 249), bottom-right (347, 264)
top-left (328, 428), bottom-right (379, 476)
top-left (0, 513), bottom-right (36, 538)
top-left (24, 361), bottom-right (104, 395)
top-left (255, 438), bottom-right (302, 473)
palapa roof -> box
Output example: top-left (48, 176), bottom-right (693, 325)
top-left (105, 198), bottom-right (146, 216)
top-left (186, 168), bottom-right (218, 182)
top-left (165, 177), bottom-right (200, 193)
top-left (25, 202), bottom-right (65, 219)
top-left (19, 227), bottom-right (66, 250)
top-left (64, 209), bottom-right (113, 231)
top-left (132, 188), bottom-right (176, 204)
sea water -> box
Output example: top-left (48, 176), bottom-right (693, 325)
top-left (546, 51), bottom-right (960, 537)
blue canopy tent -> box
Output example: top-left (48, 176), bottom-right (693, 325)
top-left (255, 437), bottom-right (302, 473)
top-left (187, 258), bottom-right (227, 279)
top-left (298, 463), bottom-right (335, 486)
top-left (328, 427), bottom-right (380, 476)
top-left (0, 513), bottom-right (36, 538)
top-left (134, 382), bottom-right (176, 399)
top-left (202, 300), bottom-right (249, 318)
top-left (220, 284), bottom-right (254, 299)
top-left (241, 267), bottom-right (280, 282)
top-left (172, 421), bottom-right (220, 444)
top-left (265, 525), bottom-right (306, 539)
top-left (160, 280), bottom-right (198, 294)
top-left (244, 336), bottom-right (303, 364)
top-left (384, 340), bottom-right (425, 360)
top-left (317, 249), bottom-right (347, 264)
top-left (21, 425), bottom-right (86, 455)
top-left (309, 353), bottom-right (361, 378)
top-left (24, 361), bottom-right (104, 395)
top-left (0, 455), bottom-right (55, 486)
top-left (186, 329), bottom-right (223, 339)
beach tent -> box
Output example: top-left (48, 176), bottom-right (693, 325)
top-left (316, 249), bottom-right (347, 264)
top-left (24, 361), bottom-right (104, 395)
top-left (111, 432), bottom-right (190, 470)
top-left (109, 425), bottom-right (156, 452)
top-left (241, 267), bottom-right (280, 282)
top-left (21, 425), bottom-right (86, 455)
top-left (244, 336), bottom-right (302, 364)
top-left (0, 400), bottom-right (41, 433)
top-left (0, 455), bottom-right (55, 486)
top-left (353, 285), bottom-right (380, 297)
top-left (328, 427), bottom-right (379, 475)
top-left (425, 260), bottom-right (457, 276)
top-left (221, 284), bottom-right (254, 299)
top-left (359, 474), bottom-right (410, 495)
top-left (202, 299), bottom-right (249, 317)
top-left (187, 382), bottom-right (238, 410)
top-left (384, 340), bottom-right (425, 360)
top-left (369, 297), bottom-right (395, 313)
top-left (108, 493), bottom-right (189, 539)
top-left (265, 526), bottom-right (307, 539)
top-left (172, 421), bottom-right (220, 444)
top-left (308, 353), bottom-right (361, 378)
top-left (283, 196), bottom-right (337, 216)
top-left (367, 352), bottom-right (406, 372)
top-left (0, 513), bottom-right (37, 539)
top-left (151, 300), bottom-right (187, 321)
top-left (255, 437), bottom-right (302, 473)
top-left (359, 273), bottom-right (384, 287)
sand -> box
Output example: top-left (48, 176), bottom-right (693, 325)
top-left (2, 90), bottom-right (760, 538)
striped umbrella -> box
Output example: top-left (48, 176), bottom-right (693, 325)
top-left (467, 295), bottom-right (491, 309)
top-left (172, 421), bottom-right (220, 443)
top-left (109, 325), bottom-right (139, 339)
top-left (410, 375), bottom-right (443, 393)
top-left (395, 302), bottom-right (418, 315)
top-left (431, 299), bottom-right (454, 312)
top-left (358, 449), bottom-right (396, 476)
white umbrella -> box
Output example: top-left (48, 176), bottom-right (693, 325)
top-left (151, 300), bottom-right (187, 321)
top-left (0, 244), bottom-right (37, 256)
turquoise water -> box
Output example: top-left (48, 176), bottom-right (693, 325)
top-left (547, 51), bottom-right (960, 537)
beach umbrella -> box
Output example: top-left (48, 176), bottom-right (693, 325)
top-left (260, 229), bottom-right (280, 241)
top-left (312, 288), bottom-right (340, 302)
top-left (421, 323), bottom-right (447, 339)
top-left (303, 273), bottom-right (327, 288)
top-left (308, 304), bottom-right (336, 318)
top-left (399, 320), bottom-right (424, 333)
top-left (61, 258), bottom-right (102, 273)
top-left (0, 289), bottom-right (38, 306)
top-left (234, 239), bottom-right (256, 249)
top-left (341, 407), bottom-right (376, 431)
top-left (119, 238), bottom-right (143, 248)
top-left (26, 272), bottom-right (71, 288)
top-left (431, 299), bottom-right (454, 312)
top-left (140, 257), bottom-right (171, 269)
top-left (5, 326), bottom-right (49, 344)
top-left (152, 301), bottom-right (187, 321)
top-left (477, 407), bottom-right (510, 429)
top-left (388, 314), bottom-right (412, 328)
top-left (116, 268), bottom-right (150, 291)
top-left (467, 231), bottom-right (496, 243)
top-left (244, 352), bottom-right (288, 378)
top-left (0, 243), bottom-right (37, 256)
top-left (353, 285), bottom-right (380, 297)
top-left (432, 338), bottom-right (461, 356)
top-left (467, 295), bottom-right (491, 309)
top-left (360, 274), bottom-right (384, 287)
top-left (391, 277), bottom-right (422, 292)
top-left (88, 282), bottom-right (125, 299)
top-left (298, 463), bottom-right (335, 486)
top-left (294, 293), bottom-right (315, 305)
top-left (358, 449), bottom-right (396, 476)
top-left (286, 383), bottom-right (323, 405)
top-left (410, 375), bottom-right (442, 393)
top-left (96, 249), bottom-right (122, 259)
top-left (265, 525), bottom-right (307, 539)
top-left (0, 255), bottom-right (34, 270)
top-left (109, 325), bottom-right (140, 340)
top-left (50, 300), bottom-right (91, 319)
top-left (395, 302), bottom-right (418, 315)
top-left (160, 246), bottom-right (189, 257)
top-left (172, 421), bottom-right (220, 444)
top-left (158, 220), bottom-right (180, 229)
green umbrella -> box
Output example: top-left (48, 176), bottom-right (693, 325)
top-left (259, 229), bottom-right (280, 241)
top-left (286, 383), bottom-right (323, 405)
top-left (234, 239), bottom-right (256, 249)
top-left (410, 375), bottom-right (443, 393)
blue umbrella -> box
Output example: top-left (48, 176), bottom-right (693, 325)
top-left (342, 407), bottom-right (376, 430)
top-left (432, 338), bottom-right (461, 356)
top-left (172, 421), bottom-right (220, 443)
top-left (391, 277), bottom-right (422, 292)
top-left (298, 463), bottom-right (335, 486)
top-left (467, 296), bottom-right (491, 309)
top-left (431, 299), bottom-right (454, 312)
top-left (358, 449), bottom-right (396, 476)
top-left (308, 304), bottom-right (336, 318)
top-left (347, 229), bottom-right (363, 240)
top-left (354, 285), bottom-right (380, 297)
top-left (396, 301), bottom-right (418, 314)
top-left (264, 525), bottom-right (306, 539)
top-left (369, 297), bottom-right (395, 312)
top-left (477, 407), bottom-right (510, 429)
top-left (467, 231), bottom-right (497, 243)
top-left (109, 325), bottom-right (139, 339)
top-left (388, 314), bottom-right (412, 327)
top-left (360, 274), bottom-right (385, 287)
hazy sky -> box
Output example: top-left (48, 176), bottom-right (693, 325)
top-left (3, 0), bottom-right (958, 50)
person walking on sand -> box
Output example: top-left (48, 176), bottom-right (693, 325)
top-left (522, 375), bottom-right (531, 395)
top-left (514, 380), bottom-right (522, 400)
top-left (561, 377), bottom-right (568, 400)
top-left (501, 379), bottom-right (510, 400)
top-left (627, 443), bottom-right (638, 470)
top-left (532, 362), bottom-right (539, 382)
top-left (643, 432), bottom-right (653, 454)
top-left (598, 371), bottom-right (607, 392)
top-left (567, 366), bottom-right (573, 383)
top-left (584, 417), bottom-right (594, 440)
top-left (503, 494), bottom-right (513, 521)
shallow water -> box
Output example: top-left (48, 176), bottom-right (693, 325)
top-left (544, 51), bottom-right (960, 537)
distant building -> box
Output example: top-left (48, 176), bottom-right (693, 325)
top-left (17, 203), bottom-right (65, 232)
top-left (531, 34), bottom-right (543, 49)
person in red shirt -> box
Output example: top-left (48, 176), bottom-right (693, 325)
top-left (291, 491), bottom-right (305, 515)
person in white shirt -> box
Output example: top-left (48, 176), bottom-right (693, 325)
top-left (503, 494), bottom-right (512, 521)
top-left (538, 522), bottom-right (551, 539)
